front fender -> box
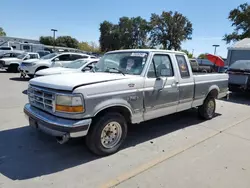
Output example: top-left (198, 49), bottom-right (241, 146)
top-left (9, 61), bottom-right (21, 66)
top-left (93, 98), bottom-right (133, 117)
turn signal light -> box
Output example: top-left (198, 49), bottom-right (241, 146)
top-left (56, 105), bottom-right (84, 113)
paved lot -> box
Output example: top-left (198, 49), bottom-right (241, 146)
top-left (0, 70), bottom-right (250, 188)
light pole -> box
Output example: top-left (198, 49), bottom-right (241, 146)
top-left (192, 49), bottom-right (194, 57)
top-left (212, 44), bottom-right (220, 55)
top-left (51, 29), bottom-right (58, 51)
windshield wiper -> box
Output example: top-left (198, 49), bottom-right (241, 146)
top-left (107, 67), bottom-right (125, 76)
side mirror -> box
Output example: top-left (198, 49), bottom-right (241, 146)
top-left (83, 65), bottom-right (93, 71)
top-left (54, 58), bottom-right (59, 61)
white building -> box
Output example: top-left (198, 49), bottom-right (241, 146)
top-left (0, 36), bottom-right (85, 53)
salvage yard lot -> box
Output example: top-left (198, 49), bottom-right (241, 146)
top-left (1, 70), bottom-right (250, 188)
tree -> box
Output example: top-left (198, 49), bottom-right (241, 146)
top-left (223, 3), bottom-right (250, 43)
top-left (99, 21), bottom-right (120, 52)
top-left (99, 17), bottom-right (150, 52)
top-left (131, 17), bottom-right (150, 48)
top-left (56, 36), bottom-right (79, 48)
top-left (78, 41), bottom-right (100, 53)
top-left (39, 36), bottom-right (55, 46)
top-left (181, 49), bottom-right (193, 58)
top-left (198, 53), bottom-right (207, 59)
top-left (0, 27), bottom-right (6, 36)
top-left (118, 16), bottom-right (149, 49)
top-left (149, 11), bottom-right (193, 50)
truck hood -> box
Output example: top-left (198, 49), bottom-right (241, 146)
top-left (30, 72), bottom-right (134, 91)
top-left (1, 58), bottom-right (21, 62)
top-left (36, 67), bottom-right (79, 76)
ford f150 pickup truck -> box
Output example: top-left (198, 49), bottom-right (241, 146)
top-left (24, 49), bottom-right (229, 156)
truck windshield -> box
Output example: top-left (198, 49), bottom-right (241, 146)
top-left (230, 60), bottom-right (250, 71)
top-left (65, 59), bottom-right (88, 69)
top-left (94, 52), bottom-right (148, 75)
top-left (41, 53), bottom-right (58, 60)
top-left (17, 54), bottom-right (26, 59)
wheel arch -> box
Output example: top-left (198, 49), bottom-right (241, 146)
top-left (35, 66), bottom-right (49, 72)
top-left (93, 104), bottom-right (133, 124)
top-left (206, 85), bottom-right (219, 99)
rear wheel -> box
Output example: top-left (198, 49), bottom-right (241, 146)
top-left (198, 96), bottom-right (216, 120)
top-left (86, 112), bottom-right (127, 156)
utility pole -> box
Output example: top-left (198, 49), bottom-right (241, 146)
top-left (212, 44), bottom-right (220, 55)
top-left (192, 49), bottom-right (194, 57)
top-left (51, 29), bottom-right (58, 51)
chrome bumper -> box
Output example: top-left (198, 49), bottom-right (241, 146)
top-left (218, 90), bottom-right (230, 100)
top-left (24, 103), bottom-right (92, 138)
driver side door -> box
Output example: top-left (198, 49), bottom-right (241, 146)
top-left (52, 54), bottom-right (71, 67)
top-left (143, 53), bottom-right (179, 121)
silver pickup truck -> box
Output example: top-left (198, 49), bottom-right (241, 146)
top-left (24, 49), bottom-right (229, 155)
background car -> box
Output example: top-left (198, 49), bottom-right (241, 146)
top-left (35, 58), bottom-right (99, 77)
top-left (19, 52), bottom-right (92, 78)
top-left (228, 60), bottom-right (250, 92)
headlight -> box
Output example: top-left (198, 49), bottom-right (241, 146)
top-left (23, 62), bottom-right (36, 66)
top-left (55, 94), bottom-right (84, 113)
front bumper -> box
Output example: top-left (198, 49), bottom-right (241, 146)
top-left (218, 90), bottom-right (230, 99)
top-left (19, 64), bottom-right (35, 75)
top-left (24, 103), bottom-right (92, 138)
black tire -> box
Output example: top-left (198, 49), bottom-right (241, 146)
top-left (86, 112), bottom-right (127, 156)
top-left (6, 68), bottom-right (12, 72)
top-left (12, 64), bottom-right (19, 73)
top-left (7, 64), bottom-right (19, 73)
top-left (198, 96), bottom-right (216, 120)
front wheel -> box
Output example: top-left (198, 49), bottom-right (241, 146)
top-left (198, 96), bottom-right (216, 120)
top-left (85, 112), bottom-right (127, 156)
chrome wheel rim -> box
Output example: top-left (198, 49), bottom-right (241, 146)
top-left (101, 121), bottom-right (122, 149)
top-left (207, 100), bottom-right (215, 116)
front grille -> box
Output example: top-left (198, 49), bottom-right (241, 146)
top-left (28, 86), bottom-right (55, 113)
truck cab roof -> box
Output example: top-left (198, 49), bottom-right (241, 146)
top-left (107, 49), bottom-right (186, 55)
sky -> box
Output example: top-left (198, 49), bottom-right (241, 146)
top-left (0, 0), bottom-right (247, 58)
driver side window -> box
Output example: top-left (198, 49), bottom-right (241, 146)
top-left (147, 54), bottom-right (174, 78)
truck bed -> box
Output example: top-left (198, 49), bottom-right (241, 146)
top-left (193, 72), bottom-right (220, 75)
top-left (192, 73), bottom-right (228, 106)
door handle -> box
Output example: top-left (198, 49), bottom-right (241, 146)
top-left (172, 81), bottom-right (179, 87)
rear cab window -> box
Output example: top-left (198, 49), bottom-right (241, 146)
top-left (176, 55), bottom-right (190, 78)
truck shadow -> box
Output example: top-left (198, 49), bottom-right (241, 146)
top-left (220, 92), bottom-right (250, 106)
top-left (0, 109), bottom-right (221, 180)
top-left (9, 77), bottom-right (30, 82)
